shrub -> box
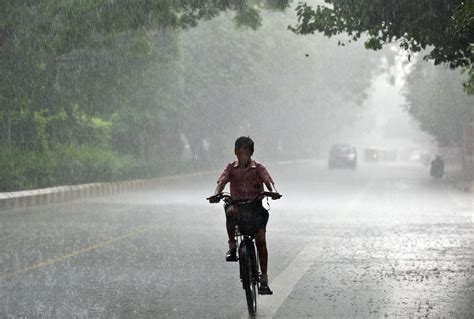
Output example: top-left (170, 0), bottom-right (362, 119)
top-left (0, 144), bottom-right (136, 191)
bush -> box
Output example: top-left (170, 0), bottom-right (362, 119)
top-left (54, 145), bottom-right (136, 185)
top-left (0, 143), bottom-right (212, 192)
top-left (0, 145), bottom-right (56, 191)
top-left (0, 144), bottom-right (136, 192)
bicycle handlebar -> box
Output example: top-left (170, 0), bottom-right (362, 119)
top-left (207, 191), bottom-right (282, 204)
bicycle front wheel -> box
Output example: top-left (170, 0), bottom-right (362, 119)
top-left (241, 244), bottom-right (257, 316)
top-left (245, 271), bottom-right (257, 316)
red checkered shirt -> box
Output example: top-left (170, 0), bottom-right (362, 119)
top-left (217, 160), bottom-right (274, 200)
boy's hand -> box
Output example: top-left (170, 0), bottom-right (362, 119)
top-left (269, 192), bottom-right (282, 200)
top-left (207, 194), bottom-right (220, 203)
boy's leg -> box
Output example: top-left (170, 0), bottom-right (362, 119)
top-left (225, 205), bottom-right (238, 261)
top-left (226, 216), bottom-right (237, 249)
top-left (255, 228), bottom-right (268, 275)
top-left (255, 204), bottom-right (271, 294)
top-left (255, 228), bottom-right (272, 295)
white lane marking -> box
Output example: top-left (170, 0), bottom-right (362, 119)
top-left (241, 181), bottom-right (373, 318)
top-left (250, 242), bottom-right (322, 319)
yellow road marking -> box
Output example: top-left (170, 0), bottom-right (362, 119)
top-left (1, 226), bottom-right (154, 280)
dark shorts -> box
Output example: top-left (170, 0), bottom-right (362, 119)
top-left (225, 201), bottom-right (269, 231)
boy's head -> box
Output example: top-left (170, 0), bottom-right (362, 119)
top-left (234, 136), bottom-right (254, 165)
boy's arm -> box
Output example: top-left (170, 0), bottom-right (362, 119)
top-left (208, 164), bottom-right (231, 203)
top-left (208, 180), bottom-right (227, 203)
top-left (264, 181), bottom-right (274, 192)
top-left (215, 163), bottom-right (231, 194)
top-left (213, 181), bottom-right (227, 195)
top-left (258, 163), bottom-right (276, 192)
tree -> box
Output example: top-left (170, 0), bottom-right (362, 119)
top-left (403, 57), bottom-right (474, 146)
top-left (0, 0), bottom-right (291, 148)
top-left (289, 0), bottom-right (474, 93)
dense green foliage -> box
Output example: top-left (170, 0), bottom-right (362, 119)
top-left (290, 0), bottom-right (473, 93)
top-left (0, 144), bottom-right (135, 191)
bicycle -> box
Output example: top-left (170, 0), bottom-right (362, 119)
top-left (207, 191), bottom-right (281, 316)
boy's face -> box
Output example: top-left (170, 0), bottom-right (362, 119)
top-left (235, 147), bottom-right (252, 166)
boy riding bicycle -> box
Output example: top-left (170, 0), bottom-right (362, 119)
top-left (208, 136), bottom-right (281, 295)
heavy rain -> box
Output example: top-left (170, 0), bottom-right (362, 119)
top-left (1, 1), bottom-right (473, 318)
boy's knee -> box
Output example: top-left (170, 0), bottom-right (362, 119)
top-left (225, 205), bottom-right (238, 219)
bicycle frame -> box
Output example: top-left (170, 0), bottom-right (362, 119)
top-left (236, 227), bottom-right (260, 288)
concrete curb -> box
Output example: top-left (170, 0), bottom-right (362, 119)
top-left (0, 170), bottom-right (217, 212)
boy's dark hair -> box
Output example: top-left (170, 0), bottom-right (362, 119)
top-left (235, 136), bottom-right (254, 153)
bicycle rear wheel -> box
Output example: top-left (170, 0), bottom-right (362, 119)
top-left (240, 243), bottom-right (257, 316)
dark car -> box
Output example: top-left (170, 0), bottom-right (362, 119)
top-left (328, 144), bottom-right (357, 169)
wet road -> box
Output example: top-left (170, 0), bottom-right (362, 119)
top-left (1, 160), bottom-right (473, 318)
